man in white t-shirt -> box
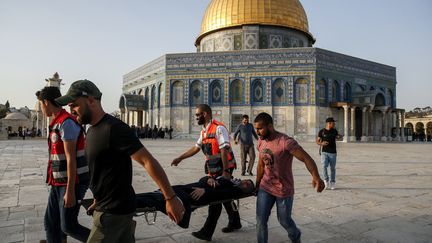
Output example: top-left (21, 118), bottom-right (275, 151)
top-left (172, 104), bottom-right (241, 241)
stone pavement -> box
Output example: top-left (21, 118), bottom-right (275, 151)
top-left (0, 139), bottom-right (431, 243)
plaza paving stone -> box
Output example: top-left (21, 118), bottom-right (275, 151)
top-left (0, 139), bottom-right (431, 243)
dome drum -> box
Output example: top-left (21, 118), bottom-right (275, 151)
top-left (198, 25), bottom-right (312, 52)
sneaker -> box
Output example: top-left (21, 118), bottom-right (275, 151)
top-left (330, 182), bottom-right (335, 190)
top-left (324, 181), bottom-right (329, 190)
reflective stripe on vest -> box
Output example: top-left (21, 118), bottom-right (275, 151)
top-left (48, 109), bottom-right (89, 186)
top-left (201, 120), bottom-right (236, 176)
top-left (52, 166), bottom-right (90, 179)
top-left (50, 149), bottom-right (85, 161)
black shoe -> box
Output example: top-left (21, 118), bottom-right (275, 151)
top-left (192, 231), bottom-right (212, 241)
top-left (221, 224), bottom-right (242, 233)
top-left (248, 171), bottom-right (254, 176)
top-left (241, 172), bottom-right (245, 176)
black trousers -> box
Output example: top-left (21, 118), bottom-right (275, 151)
top-left (200, 200), bottom-right (241, 237)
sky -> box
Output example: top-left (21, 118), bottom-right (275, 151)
top-left (0, 0), bottom-right (431, 113)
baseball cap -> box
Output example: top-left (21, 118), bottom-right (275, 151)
top-left (55, 79), bottom-right (102, 106)
top-left (325, 117), bottom-right (336, 123)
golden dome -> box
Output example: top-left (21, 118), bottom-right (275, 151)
top-left (196, 0), bottom-right (312, 45)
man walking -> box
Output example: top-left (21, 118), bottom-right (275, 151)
top-left (316, 117), bottom-right (343, 190)
top-left (234, 114), bottom-right (258, 176)
top-left (171, 104), bottom-right (241, 241)
top-left (254, 112), bottom-right (325, 243)
top-left (56, 80), bottom-right (184, 242)
top-left (36, 86), bottom-right (90, 243)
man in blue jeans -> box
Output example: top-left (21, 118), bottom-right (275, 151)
top-left (36, 87), bottom-right (90, 243)
top-left (316, 117), bottom-right (343, 190)
top-left (254, 112), bottom-right (325, 243)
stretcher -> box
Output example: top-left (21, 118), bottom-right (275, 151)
top-left (81, 179), bottom-right (255, 228)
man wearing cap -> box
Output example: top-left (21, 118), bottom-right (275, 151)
top-left (316, 117), bottom-right (343, 190)
top-left (56, 80), bottom-right (184, 242)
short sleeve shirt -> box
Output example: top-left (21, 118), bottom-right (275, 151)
top-left (257, 132), bottom-right (301, 198)
top-left (196, 120), bottom-right (230, 149)
top-left (85, 114), bottom-right (143, 214)
top-left (60, 119), bottom-right (81, 141)
top-left (318, 128), bottom-right (338, 153)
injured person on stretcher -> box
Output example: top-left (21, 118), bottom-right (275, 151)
top-left (81, 177), bottom-right (255, 229)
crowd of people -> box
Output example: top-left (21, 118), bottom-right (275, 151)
top-left (131, 124), bottom-right (173, 139)
top-left (35, 79), bottom-right (343, 243)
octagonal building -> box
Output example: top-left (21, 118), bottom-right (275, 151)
top-left (120, 0), bottom-right (405, 142)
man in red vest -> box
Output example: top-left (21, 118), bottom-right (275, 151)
top-left (172, 104), bottom-right (242, 241)
top-left (36, 86), bottom-right (90, 243)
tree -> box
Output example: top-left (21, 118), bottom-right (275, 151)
top-left (5, 100), bottom-right (10, 109)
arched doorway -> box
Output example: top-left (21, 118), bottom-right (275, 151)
top-left (405, 123), bottom-right (414, 141)
top-left (415, 122), bottom-right (425, 141)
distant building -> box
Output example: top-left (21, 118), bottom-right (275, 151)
top-left (120, 0), bottom-right (404, 142)
top-left (404, 107), bottom-right (432, 141)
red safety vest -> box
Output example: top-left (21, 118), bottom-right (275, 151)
top-left (47, 109), bottom-right (89, 186)
top-left (201, 120), bottom-right (236, 177)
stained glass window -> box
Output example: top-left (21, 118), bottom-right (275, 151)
top-left (252, 79), bottom-right (264, 103)
top-left (272, 78), bottom-right (285, 104)
top-left (210, 80), bottom-right (222, 104)
top-left (190, 80), bottom-right (204, 105)
top-left (172, 81), bottom-right (184, 105)
top-left (230, 79), bottom-right (243, 103)
top-left (295, 78), bottom-right (308, 104)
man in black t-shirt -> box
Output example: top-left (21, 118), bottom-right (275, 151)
top-left (316, 117), bottom-right (343, 190)
top-left (56, 80), bottom-right (184, 242)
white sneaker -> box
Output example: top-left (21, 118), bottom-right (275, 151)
top-left (324, 181), bottom-right (329, 190)
top-left (330, 182), bottom-right (336, 190)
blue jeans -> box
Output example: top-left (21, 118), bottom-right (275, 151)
top-left (321, 152), bottom-right (337, 183)
top-left (44, 183), bottom-right (90, 243)
top-left (256, 189), bottom-right (301, 243)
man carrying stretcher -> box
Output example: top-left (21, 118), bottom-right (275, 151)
top-left (171, 104), bottom-right (242, 241)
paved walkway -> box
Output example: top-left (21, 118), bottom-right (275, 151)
top-left (0, 139), bottom-right (431, 243)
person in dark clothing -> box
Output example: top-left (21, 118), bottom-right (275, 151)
top-left (168, 126), bottom-right (173, 139)
top-left (56, 79), bottom-right (184, 242)
top-left (316, 117), bottom-right (343, 190)
top-left (234, 114), bottom-right (258, 176)
top-left (83, 177), bottom-right (254, 230)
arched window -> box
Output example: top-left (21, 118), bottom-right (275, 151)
top-left (343, 83), bottom-right (351, 102)
top-left (190, 80), bottom-right (204, 105)
top-left (295, 78), bottom-right (308, 104)
top-left (210, 80), bottom-right (223, 104)
top-left (151, 86), bottom-right (156, 109)
top-left (157, 83), bottom-right (163, 109)
top-left (171, 81), bottom-right (184, 106)
top-left (332, 81), bottom-right (340, 102)
top-left (375, 93), bottom-right (385, 106)
top-left (230, 79), bottom-right (243, 104)
top-left (318, 79), bottom-right (327, 105)
top-left (252, 79), bottom-right (264, 103)
top-left (272, 78), bottom-right (286, 104)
